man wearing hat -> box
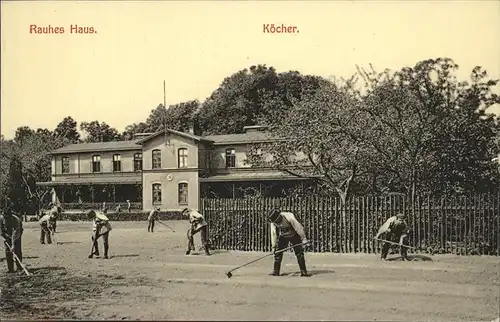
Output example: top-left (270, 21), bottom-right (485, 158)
top-left (0, 210), bottom-right (24, 273)
top-left (148, 207), bottom-right (160, 232)
top-left (375, 213), bottom-right (410, 261)
top-left (268, 209), bottom-right (310, 277)
top-left (38, 211), bottom-right (57, 244)
top-left (182, 208), bottom-right (210, 256)
top-left (88, 210), bottom-right (112, 259)
top-left (46, 203), bottom-right (62, 233)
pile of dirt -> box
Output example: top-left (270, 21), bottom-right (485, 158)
top-left (0, 266), bottom-right (107, 320)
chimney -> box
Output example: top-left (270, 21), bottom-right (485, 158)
top-left (188, 124), bottom-right (194, 135)
top-left (243, 125), bottom-right (267, 133)
top-left (133, 132), bottom-right (154, 140)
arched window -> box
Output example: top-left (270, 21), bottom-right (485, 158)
top-left (152, 149), bottom-right (161, 169)
top-left (152, 183), bottom-right (162, 204)
top-left (178, 182), bottom-right (188, 204)
top-left (178, 148), bottom-right (188, 168)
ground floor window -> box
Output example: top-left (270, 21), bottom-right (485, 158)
top-left (153, 183), bottom-right (162, 204)
top-left (178, 182), bottom-right (188, 204)
top-left (199, 180), bottom-right (317, 198)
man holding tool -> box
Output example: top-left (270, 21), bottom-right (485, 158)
top-left (39, 211), bottom-right (57, 244)
top-left (268, 208), bottom-right (311, 277)
top-left (0, 210), bottom-right (24, 273)
top-left (88, 210), bottom-right (112, 259)
top-left (375, 213), bottom-right (410, 261)
top-left (182, 208), bottom-right (210, 256)
top-left (148, 207), bottom-right (160, 232)
top-left (46, 203), bottom-right (62, 233)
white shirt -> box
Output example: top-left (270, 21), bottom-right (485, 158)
top-left (270, 212), bottom-right (307, 249)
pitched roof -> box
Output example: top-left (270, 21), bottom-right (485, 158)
top-left (135, 129), bottom-right (213, 144)
top-left (51, 140), bottom-right (141, 155)
top-left (36, 176), bottom-right (141, 186)
top-left (49, 129), bottom-right (284, 155)
top-left (199, 171), bottom-right (313, 182)
top-left (203, 131), bottom-right (283, 145)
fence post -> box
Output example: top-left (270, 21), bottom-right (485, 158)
top-left (199, 193), bottom-right (499, 256)
top-left (497, 192), bottom-right (500, 256)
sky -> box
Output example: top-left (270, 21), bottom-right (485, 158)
top-left (1, 1), bottom-right (499, 140)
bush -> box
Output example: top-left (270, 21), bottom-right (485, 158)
top-left (59, 211), bottom-right (185, 221)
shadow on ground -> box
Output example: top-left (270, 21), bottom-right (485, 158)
top-left (387, 254), bottom-right (433, 262)
top-left (0, 256), bottom-right (39, 262)
top-left (28, 266), bottom-right (67, 274)
top-left (0, 265), bottom-right (108, 320)
top-left (110, 254), bottom-right (140, 258)
top-left (208, 249), bottom-right (231, 255)
top-left (308, 269), bottom-right (336, 276)
top-left (56, 242), bottom-right (82, 245)
top-left (281, 269), bottom-right (335, 277)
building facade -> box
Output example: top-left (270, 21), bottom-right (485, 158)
top-left (37, 126), bottom-right (310, 212)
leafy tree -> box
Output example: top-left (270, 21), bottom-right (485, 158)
top-left (257, 71), bottom-right (328, 125)
top-left (355, 58), bottom-right (500, 197)
top-left (80, 121), bottom-right (122, 142)
top-left (4, 153), bottom-right (25, 213)
top-left (198, 65), bottom-right (279, 135)
top-left (164, 100), bottom-right (200, 132)
top-left (247, 80), bottom-right (371, 203)
top-left (197, 65), bottom-right (325, 135)
top-left (2, 126), bottom-right (73, 213)
top-left (144, 100), bottom-right (201, 134)
top-left (54, 116), bottom-right (80, 143)
top-left (14, 126), bottom-right (35, 145)
top-left (122, 122), bottom-right (150, 140)
top-left (423, 66), bottom-right (500, 194)
top-left (145, 104), bottom-right (167, 132)
top-left (0, 136), bottom-right (15, 211)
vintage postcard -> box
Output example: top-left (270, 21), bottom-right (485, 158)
top-left (1, 1), bottom-right (499, 320)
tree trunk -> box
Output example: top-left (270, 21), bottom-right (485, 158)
top-left (410, 168), bottom-right (417, 202)
top-left (339, 192), bottom-right (348, 253)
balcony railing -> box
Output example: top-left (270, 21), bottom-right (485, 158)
top-left (62, 202), bottom-right (142, 212)
top-left (54, 171), bottom-right (141, 177)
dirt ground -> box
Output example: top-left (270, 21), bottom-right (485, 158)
top-left (1, 221), bottom-right (498, 321)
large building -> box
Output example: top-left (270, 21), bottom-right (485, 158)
top-left (36, 126), bottom-right (311, 211)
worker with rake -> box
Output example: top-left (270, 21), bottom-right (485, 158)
top-left (268, 209), bottom-right (311, 277)
top-left (375, 213), bottom-right (410, 261)
top-left (148, 207), bottom-right (160, 232)
top-left (45, 203), bottom-right (62, 233)
top-left (182, 208), bottom-right (211, 256)
top-left (39, 211), bottom-right (57, 244)
top-left (0, 210), bottom-right (24, 273)
top-left (88, 210), bottom-right (112, 259)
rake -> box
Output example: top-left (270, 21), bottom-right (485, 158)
top-left (2, 240), bottom-right (31, 276)
top-left (157, 220), bottom-right (176, 232)
top-left (374, 237), bottom-right (418, 250)
top-left (226, 243), bottom-right (304, 279)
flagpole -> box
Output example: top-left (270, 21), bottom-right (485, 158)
top-left (163, 80), bottom-right (167, 143)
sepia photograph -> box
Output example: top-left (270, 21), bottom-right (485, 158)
top-left (1, 0), bottom-right (499, 320)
